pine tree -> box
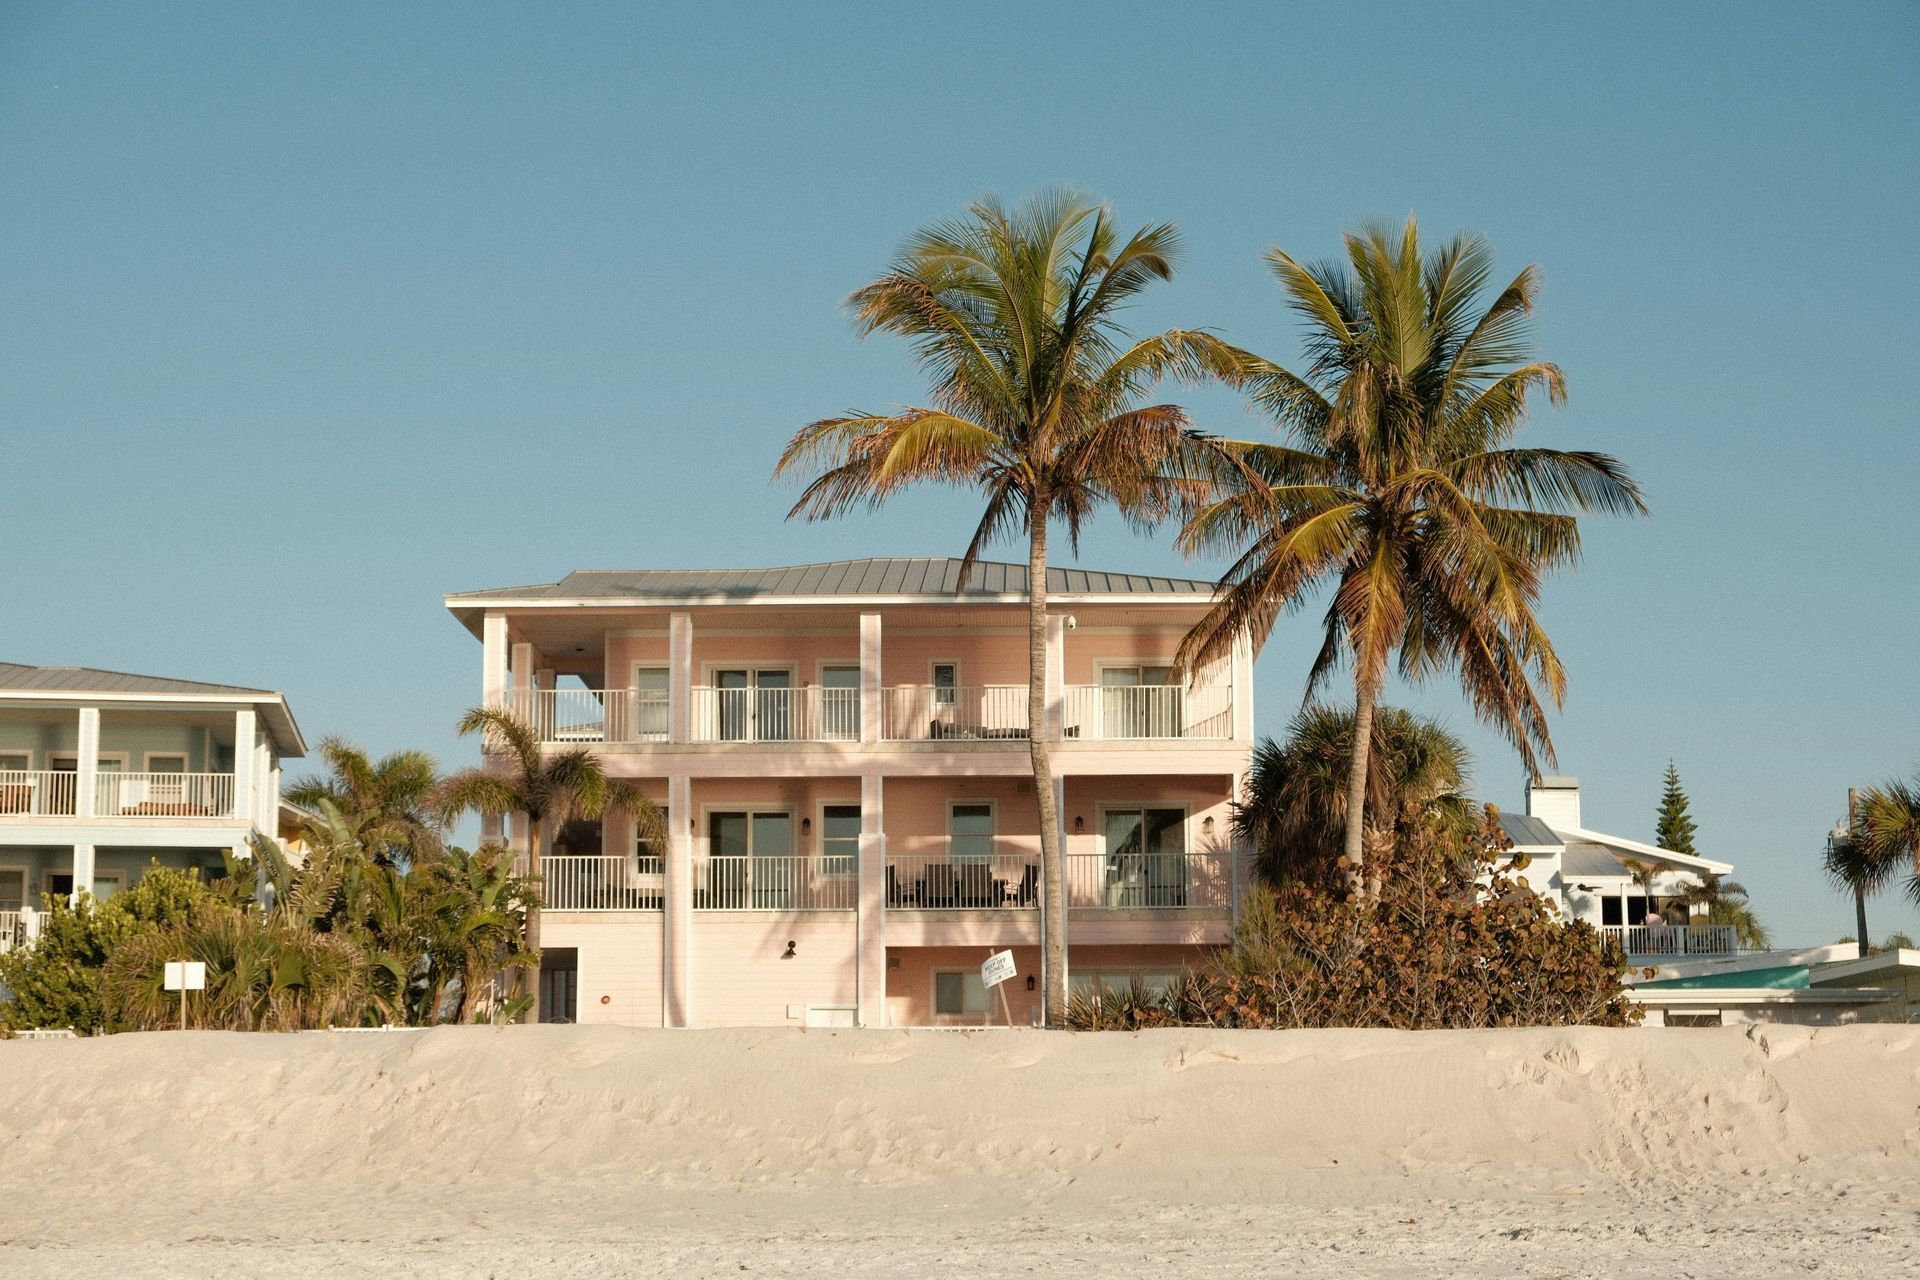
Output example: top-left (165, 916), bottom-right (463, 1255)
top-left (1655, 761), bottom-right (1698, 856)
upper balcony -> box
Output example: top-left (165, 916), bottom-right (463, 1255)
top-left (504, 681), bottom-right (1235, 746)
top-left (0, 769), bottom-right (239, 819)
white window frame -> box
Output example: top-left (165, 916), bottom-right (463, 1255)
top-left (0, 752), bottom-right (31, 771)
top-left (0, 863), bottom-right (29, 911)
top-left (931, 967), bottom-right (991, 1020)
top-left (929, 660), bottom-right (961, 705)
top-left (701, 663), bottom-right (799, 742)
top-left (816, 799), bottom-right (861, 878)
top-left (48, 751), bottom-right (130, 771)
top-left (142, 752), bottom-right (190, 772)
top-left (815, 662), bottom-right (864, 741)
top-left (629, 663), bottom-right (671, 741)
top-left (946, 798), bottom-right (996, 866)
top-left (44, 867), bottom-right (126, 898)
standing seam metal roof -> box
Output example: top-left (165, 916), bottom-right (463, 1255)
top-left (0, 662), bottom-right (279, 697)
top-left (447, 557), bottom-right (1219, 601)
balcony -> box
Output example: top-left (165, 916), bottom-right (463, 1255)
top-left (505, 684), bottom-right (1233, 745)
top-left (886, 851), bottom-right (1231, 911)
top-left (0, 770), bottom-right (237, 820)
top-left (1602, 923), bottom-right (1738, 957)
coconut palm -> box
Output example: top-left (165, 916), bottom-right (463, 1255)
top-left (773, 191), bottom-right (1243, 1023)
top-left (1858, 771), bottom-right (1920, 901)
top-left (286, 736), bottom-right (445, 866)
top-left (1236, 704), bottom-right (1472, 888)
top-left (439, 707), bottom-right (664, 1019)
top-left (1671, 872), bottom-right (1769, 950)
top-left (1178, 217), bottom-right (1646, 893)
top-left (1823, 827), bottom-right (1898, 957)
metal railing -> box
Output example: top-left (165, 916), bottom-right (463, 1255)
top-left (0, 907), bottom-right (37, 952)
top-left (1603, 923), bottom-right (1738, 957)
top-left (885, 852), bottom-right (1039, 908)
top-left (691, 686), bottom-right (863, 743)
top-left (1061, 685), bottom-right (1233, 740)
top-left (694, 855), bottom-right (857, 910)
top-left (1064, 851), bottom-right (1232, 909)
top-left (94, 772), bottom-right (236, 818)
top-left (883, 685), bottom-right (1030, 741)
top-left (0, 770), bottom-right (77, 816)
top-left (542, 854), bottom-right (665, 911)
top-left (502, 688), bottom-right (670, 744)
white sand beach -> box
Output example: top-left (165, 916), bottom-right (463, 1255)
top-left (1, 1023), bottom-right (1915, 1278)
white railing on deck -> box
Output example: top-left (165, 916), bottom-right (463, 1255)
top-left (693, 855), bottom-right (856, 910)
top-left (690, 686), bottom-right (863, 743)
top-left (1064, 851), bottom-right (1232, 910)
top-left (883, 685), bottom-right (1030, 741)
top-left (885, 851), bottom-right (1039, 908)
top-left (502, 688), bottom-right (670, 744)
top-left (94, 772), bottom-right (235, 818)
top-left (543, 854), bottom-right (664, 911)
top-left (1, 908), bottom-right (28, 952)
top-left (1603, 923), bottom-right (1738, 957)
top-left (0, 770), bottom-right (78, 816)
top-left (1061, 685), bottom-right (1233, 740)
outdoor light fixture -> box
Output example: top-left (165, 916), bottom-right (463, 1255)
top-left (782, 940), bottom-right (797, 959)
top-left (1073, 815), bottom-right (1084, 833)
top-left (801, 817), bottom-right (811, 835)
top-left (1026, 976), bottom-right (1035, 992)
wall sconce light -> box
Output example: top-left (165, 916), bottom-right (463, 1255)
top-left (1202, 816), bottom-right (1215, 836)
top-left (1025, 975), bottom-right (1036, 992)
top-left (1073, 815), bottom-right (1084, 833)
top-left (801, 816), bottom-right (812, 835)
top-left (782, 940), bottom-right (797, 959)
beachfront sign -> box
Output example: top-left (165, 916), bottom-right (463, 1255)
top-left (164, 961), bottom-right (207, 991)
top-left (980, 950), bottom-right (1017, 989)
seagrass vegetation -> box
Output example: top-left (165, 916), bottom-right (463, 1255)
top-left (0, 829), bottom-right (539, 1035)
top-left (1176, 216), bottom-right (1646, 895)
top-left (773, 190), bottom-right (1247, 1024)
top-left (1068, 808), bottom-right (1637, 1031)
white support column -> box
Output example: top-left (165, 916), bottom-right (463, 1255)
top-left (664, 774), bottom-right (693, 1027)
top-left (510, 641), bottom-right (533, 719)
top-left (1231, 633), bottom-right (1255, 741)
top-left (857, 773), bottom-right (886, 1027)
top-left (482, 613), bottom-right (509, 710)
top-left (232, 709), bottom-right (256, 828)
top-left (859, 613), bottom-right (882, 745)
top-left (1052, 772), bottom-right (1068, 1000)
top-left (1045, 614), bottom-right (1066, 740)
top-left (75, 707), bottom-right (100, 819)
top-left (70, 844), bottom-right (96, 905)
top-left (668, 612), bottom-right (692, 744)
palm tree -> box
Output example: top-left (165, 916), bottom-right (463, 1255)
top-left (1858, 771), bottom-right (1920, 901)
top-left (1178, 216), bottom-right (1646, 893)
top-left (1236, 704), bottom-right (1472, 888)
top-left (773, 191), bottom-right (1243, 1023)
top-left (1823, 827), bottom-right (1897, 957)
top-left (439, 707), bottom-right (665, 1019)
top-left (286, 736), bottom-right (445, 866)
top-left (1671, 872), bottom-right (1769, 950)
top-left (1619, 857), bottom-right (1661, 925)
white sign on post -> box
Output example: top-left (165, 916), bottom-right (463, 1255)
top-left (164, 961), bottom-right (207, 991)
top-left (980, 950), bottom-right (1016, 990)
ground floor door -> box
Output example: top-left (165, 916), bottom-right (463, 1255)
top-left (539, 947), bottom-right (579, 1023)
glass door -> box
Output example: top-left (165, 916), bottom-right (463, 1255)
top-left (631, 665), bottom-right (670, 741)
top-left (819, 666), bottom-right (860, 740)
top-left (1102, 808), bottom-right (1187, 906)
top-left (714, 669), bottom-right (792, 741)
top-left (1101, 666), bottom-right (1178, 738)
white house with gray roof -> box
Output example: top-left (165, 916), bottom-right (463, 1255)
top-left (0, 662), bottom-right (305, 949)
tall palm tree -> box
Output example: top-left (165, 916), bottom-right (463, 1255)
top-left (1178, 216), bottom-right (1646, 893)
top-left (286, 736), bottom-right (445, 866)
top-left (773, 191), bottom-right (1242, 1023)
top-left (439, 707), bottom-right (665, 1019)
top-left (1858, 771), bottom-right (1920, 901)
top-left (1236, 703), bottom-right (1472, 888)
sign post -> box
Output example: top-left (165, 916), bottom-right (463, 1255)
top-left (164, 960), bottom-right (206, 1030)
top-left (980, 949), bottom-right (1017, 1028)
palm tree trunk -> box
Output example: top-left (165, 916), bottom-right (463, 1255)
top-left (1854, 883), bottom-right (1869, 958)
top-left (1342, 671), bottom-right (1376, 897)
top-left (1028, 507), bottom-right (1066, 1025)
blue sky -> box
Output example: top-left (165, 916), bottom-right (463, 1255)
top-left (2, 2), bottom-right (1915, 944)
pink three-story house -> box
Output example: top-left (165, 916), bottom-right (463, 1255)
top-left (445, 558), bottom-right (1255, 1027)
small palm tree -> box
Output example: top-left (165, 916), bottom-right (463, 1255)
top-left (1178, 217), bottom-right (1646, 894)
top-left (1671, 872), bottom-right (1769, 950)
top-left (286, 736), bottom-right (445, 866)
top-left (439, 707), bottom-right (664, 1019)
top-left (1236, 704), bottom-right (1471, 888)
top-left (1619, 858), bottom-right (1661, 925)
top-left (774, 191), bottom-right (1244, 1023)
top-left (1858, 771), bottom-right (1920, 901)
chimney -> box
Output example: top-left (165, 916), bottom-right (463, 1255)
top-left (1526, 775), bottom-right (1581, 831)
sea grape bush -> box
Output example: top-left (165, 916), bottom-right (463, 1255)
top-left (1070, 809), bottom-right (1639, 1030)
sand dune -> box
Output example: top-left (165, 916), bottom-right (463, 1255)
top-left (2, 1023), bottom-right (1916, 1277)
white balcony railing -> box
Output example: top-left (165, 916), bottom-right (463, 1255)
top-left (502, 687), bottom-right (670, 744)
top-left (693, 855), bottom-right (856, 911)
top-left (94, 772), bottom-right (236, 818)
top-left (0, 770), bottom-right (78, 816)
top-left (1064, 851), bottom-right (1232, 910)
top-left (0, 907), bottom-right (38, 953)
top-left (1603, 923), bottom-right (1738, 957)
top-left (886, 852), bottom-right (1040, 908)
top-left (543, 854), bottom-right (664, 911)
top-left (693, 686), bottom-right (863, 744)
top-left (883, 685), bottom-right (1030, 741)
top-left (1062, 685), bottom-right (1233, 740)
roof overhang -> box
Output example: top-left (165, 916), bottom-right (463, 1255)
top-left (0, 687), bottom-right (306, 758)
top-left (1554, 825), bottom-right (1734, 876)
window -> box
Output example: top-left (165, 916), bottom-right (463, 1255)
top-left (932, 662), bottom-right (958, 706)
top-left (631, 667), bottom-right (670, 740)
top-left (44, 870), bottom-right (125, 901)
top-left (635, 807), bottom-right (667, 875)
top-left (949, 802), bottom-right (994, 866)
top-left (819, 666), bottom-right (861, 740)
top-left (539, 948), bottom-right (579, 1024)
top-left (1102, 808), bottom-right (1188, 906)
top-left (706, 810), bottom-right (793, 908)
top-left (821, 804), bottom-right (860, 876)
top-left (934, 969), bottom-right (990, 1016)
top-left (0, 868), bottom-right (25, 911)
top-left (0, 753), bottom-right (28, 772)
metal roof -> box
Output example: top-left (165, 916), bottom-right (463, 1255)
top-left (448, 557), bottom-right (1220, 604)
top-left (1499, 812), bottom-right (1563, 849)
top-left (0, 662), bottom-right (278, 697)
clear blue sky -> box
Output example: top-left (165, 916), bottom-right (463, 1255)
top-left (2, 2), bottom-right (1915, 944)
